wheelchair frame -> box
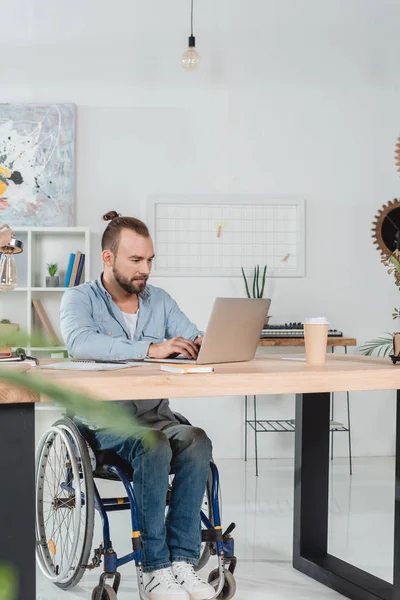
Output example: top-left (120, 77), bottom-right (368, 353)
top-left (35, 417), bottom-right (237, 600)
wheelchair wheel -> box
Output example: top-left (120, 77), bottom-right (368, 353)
top-left (208, 569), bottom-right (236, 600)
top-left (36, 417), bottom-right (95, 590)
top-left (91, 584), bottom-right (118, 600)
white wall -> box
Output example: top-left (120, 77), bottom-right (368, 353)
top-left (3, 0), bottom-right (400, 458)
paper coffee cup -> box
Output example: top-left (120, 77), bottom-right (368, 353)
top-left (304, 317), bottom-right (329, 365)
top-left (304, 317), bottom-right (329, 325)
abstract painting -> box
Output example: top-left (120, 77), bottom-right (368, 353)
top-left (0, 103), bottom-right (75, 226)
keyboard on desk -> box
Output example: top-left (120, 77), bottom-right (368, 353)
top-left (260, 322), bottom-right (343, 338)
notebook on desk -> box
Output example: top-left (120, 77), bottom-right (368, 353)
top-left (39, 361), bottom-right (141, 371)
top-left (146, 297), bottom-right (271, 365)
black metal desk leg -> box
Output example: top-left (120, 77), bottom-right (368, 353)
top-left (294, 391), bottom-right (394, 599)
top-left (293, 392), bottom-right (330, 561)
top-left (0, 403), bottom-right (36, 600)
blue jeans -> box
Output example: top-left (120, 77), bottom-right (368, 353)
top-left (89, 424), bottom-right (213, 572)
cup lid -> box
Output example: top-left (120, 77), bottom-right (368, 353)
top-left (304, 317), bottom-right (329, 325)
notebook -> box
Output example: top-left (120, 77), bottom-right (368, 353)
top-left (39, 361), bottom-right (142, 371)
top-left (160, 364), bottom-right (214, 374)
top-left (0, 356), bottom-right (39, 366)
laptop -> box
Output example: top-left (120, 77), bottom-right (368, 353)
top-left (145, 297), bottom-right (271, 365)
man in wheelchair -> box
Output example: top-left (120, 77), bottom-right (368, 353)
top-left (60, 211), bottom-right (216, 600)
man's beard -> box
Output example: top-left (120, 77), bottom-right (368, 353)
top-left (112, 265), bottom-right (147, 295)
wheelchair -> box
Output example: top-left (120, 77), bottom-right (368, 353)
top-left (35, 416), bottom-right (237, 600)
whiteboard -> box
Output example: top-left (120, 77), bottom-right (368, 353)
top-left (148, 195), bottom-right (305, 277)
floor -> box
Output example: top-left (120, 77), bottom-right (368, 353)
top-left (36, 456), bottom-right (395, 599)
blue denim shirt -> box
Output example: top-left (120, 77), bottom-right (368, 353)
top-left (60, 275), bottom-right (201, 361)
top-left (60, 276), bottom-right (202, 430)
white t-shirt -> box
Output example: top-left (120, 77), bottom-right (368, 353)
top-left (122, 311), bottom-right (138, 339)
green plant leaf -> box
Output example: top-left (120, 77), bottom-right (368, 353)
top-left (241, 267), bottom-right (251, 298)
top-left (252, 266), bottom-right (256, 298)
top-left (390, 255), bottom-right (400, 271)
top-left (0, 563), bottom-right (17, 600)
top-left (0, 370), bottom-right (156, 448)
top-left (47, 262), bottom-right (58, 276)
top-left (255, 264), bottom-right (260, 298)
top-left (260, 265), bottom-right (267, 298)
top-left (358, 334), bottom-right (393, 357)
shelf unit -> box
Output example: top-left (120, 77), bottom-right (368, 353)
top-left (245, 418), bottom-right (349, 434)
top-left (245, 344), bottom-right (354, 476)
top-left (1, 227), bottom-right (90, 357)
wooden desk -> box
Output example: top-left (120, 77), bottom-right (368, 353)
top-left (258, 336), bottom-right (357, 347)
top-left (0, 354), bottom-right (398, 600)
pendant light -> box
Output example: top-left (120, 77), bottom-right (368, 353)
top-left (182, 0), bottom-right (200, 71)
top-left (0, 228), bottom-right (23, 292)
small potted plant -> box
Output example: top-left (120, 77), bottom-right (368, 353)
top-left (0, 319), bottom-right (18, 353)
top-left (46, 263), bottom-right (59, 287)
top-left (241, 264), bottom-right (271, 323)
top-left (360, 249), bottom-right (400, 356)
top-left (0, 319), bottom-right (19, 336)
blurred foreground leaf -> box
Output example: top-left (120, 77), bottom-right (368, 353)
top-left (0, 370), bottom-right (155, 447)
top-left (0, 563), bottom-right (17, 600)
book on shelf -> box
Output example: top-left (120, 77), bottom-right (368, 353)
top-left (160, 364), bottom-right (214, 374)
top-left (32, 299), bottom-right (61, 346)
top-left (75, 253), bottom-right (85, 286)
top-left (69, 251), bottom-right (82, 287)
top-left (64, 253), bottom-right (75, 287)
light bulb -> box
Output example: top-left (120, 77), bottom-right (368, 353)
top-left (182, 35), bottom-right (200, 71)
top-left (0, 250), bottom-right (18, 291)
top-left (182, 47), bottom-right (201, 71)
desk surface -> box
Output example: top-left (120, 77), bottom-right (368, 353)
top-left (0, 354), bottom-right (398, 404)
top-left (258, 336), bottom-right (357, 347)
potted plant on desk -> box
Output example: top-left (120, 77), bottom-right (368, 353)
top-left (241, 264), bottom-right (271, 323)
top-left (359, 250), bottom-right (400, 356)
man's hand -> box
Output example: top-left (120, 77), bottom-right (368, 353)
top-left (148, 337), bottom-right (200, 359)
top-left (194, 335), bottom-right (204, 348)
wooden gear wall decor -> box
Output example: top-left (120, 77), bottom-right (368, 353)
top-left (395, 136), bottom-right (400, 172)
top-left (372, 199), bottom-right (400, 257)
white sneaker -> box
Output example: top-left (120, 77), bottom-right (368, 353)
top-left (144, 567), bottom-right (190, 600)
top-left (172, 562), bottom-right (215, 600)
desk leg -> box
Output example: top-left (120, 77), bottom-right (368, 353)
top-left (293, 392), bottom-right (330, 561)
top-left (293, 391), bottom-right (398, 600)
top-left (0, 403), bottom-right (35, 600)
